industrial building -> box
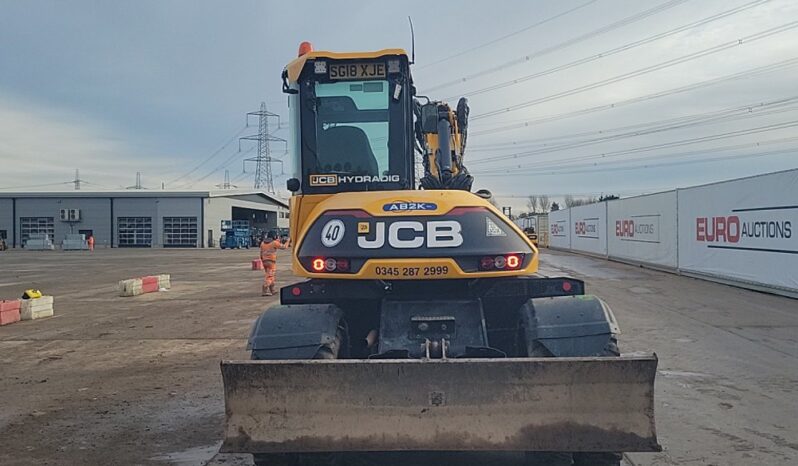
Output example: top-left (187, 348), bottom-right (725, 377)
top-left (0, 190), bottom-right (289, 248)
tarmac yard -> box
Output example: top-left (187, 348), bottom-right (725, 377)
top-left (0, 248), bottom-right (796, 466)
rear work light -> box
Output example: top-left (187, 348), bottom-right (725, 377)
top-left (311, 257), bottom-right (351, 273)
top-left (479, 254), bottom-right (523, 271)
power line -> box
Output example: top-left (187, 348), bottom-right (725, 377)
top-left (473, 120), bottom-right (798, 172)
top-left (472, 21), bottom-right (798, 120)
top-left (416, 0), bottom-right (599, 70)
top-left (421, 0), bottom-right (692, 93)
top-left (467, 57), bottom-right (798, 136)
top-left (166, 124), bottom-right (248, 186)
top-left (473, 135), bottom-right (798, 175)
top-left (230, 170), bottom-right (251, 183)
top-left (468, 96), bottom-right (798, 150)
top-left (493, 187), bottom-right (667, 198)
top-left (0, 181), bottom-right (73, 190)
top-left (476, 146), bottom-right (797, 177)
top-left (467, 97), bottom-right (798, 164)
top-left (181, 145), bottom-right (256, 188)
top-left (443, 0), bottom-right (769, 101)
top-left (469, 96), bottom-right (798, 149)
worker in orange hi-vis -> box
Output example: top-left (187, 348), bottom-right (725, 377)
top-left (259, 232), bottom-right (291, 296)
top-left (87, 235), bottom-right (95, 252)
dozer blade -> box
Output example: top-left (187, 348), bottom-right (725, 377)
top-left (220, 355), bottom-right (660, 453)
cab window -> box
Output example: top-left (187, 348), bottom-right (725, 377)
top-left (313, 80), bottom-right (389, 175)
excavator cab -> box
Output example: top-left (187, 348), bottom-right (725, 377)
top-left (221, 43), bottom-right (659, 466)
top-left (284, 47), bottom-right (414, 195)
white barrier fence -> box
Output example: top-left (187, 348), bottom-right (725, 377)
top-left (545, 169), bottom-right (798, 297)
top-left (607, 191), bottom-right (678, 269)
top-left (678, 170), bottom-right (798, 292)
top-left (548, 209), bottom-right (570, 250)
top-left (571, 202), bottom-right (608, 256)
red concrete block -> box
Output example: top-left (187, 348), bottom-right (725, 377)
top-left (141, 276), bottom-right (159, 293)
top-left (252, 259), bottom-right (264, 270)
top-left (0, 300), bottom-right (21, 312)
top-left (0, 308), bottom-right (20, 326)
top-left (141, 276), bottom-right (159, 286)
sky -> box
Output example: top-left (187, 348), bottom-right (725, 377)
top-left (1, 0), bottom-right (797, 212)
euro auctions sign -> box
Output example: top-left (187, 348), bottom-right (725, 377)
top-left (550, 220), bottom-right (567, 237)
top-left (695, 215), bottom-right (792, 251)
top-left (607, 191), bottom-right (677, 268)
top-left (574, 219), bottom-right (599, 238)
top-left (678, 170), bottom-right (798, 292)
top-left (616, 215), bottom-right (660, 243)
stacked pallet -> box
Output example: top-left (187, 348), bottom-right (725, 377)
top-left (20, 296), bottom-right (54, 320)
top-left (118, 274), bottom-right (171, 297)
top-left (0, 300), bottom-right (21, 326)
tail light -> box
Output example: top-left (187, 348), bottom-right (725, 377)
top-left (479, 254), bottom-right (524, 271)
top-left (312, 258), bottom-right (325, 272)
top-left (324, 258), bottom-right (337, 272)
top-left (310, 257), bottom-right (351, 273)
top-left (336, 258), bottom-right (350, 272)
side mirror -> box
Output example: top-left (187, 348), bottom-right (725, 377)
top-left (286, 178), bottom-right (301, 192)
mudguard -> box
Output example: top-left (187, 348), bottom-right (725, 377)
top-left (522, 295), bottom-right (620, 357)
top-left (247, 304), bottom-right (343, 359)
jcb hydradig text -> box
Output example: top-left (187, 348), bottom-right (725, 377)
top-left (221, 43), bottom-right (660, 465)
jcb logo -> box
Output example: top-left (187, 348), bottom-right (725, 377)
top-left (309, 174), bottom-right (338, 186)
top-left (358, 220), bottom-right (463, 249)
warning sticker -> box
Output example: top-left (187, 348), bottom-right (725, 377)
top-left (486, 217), bottom-right (506, 237)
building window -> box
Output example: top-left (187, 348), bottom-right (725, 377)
top-left (163, 216), bottom-right (197, 248)
top-left (20, 217), bottom-right (54, 243)
top-left (118, 217), bottom-right (152, 247)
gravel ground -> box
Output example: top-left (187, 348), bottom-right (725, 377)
top-left (0, 247), bottom-right (795, 466)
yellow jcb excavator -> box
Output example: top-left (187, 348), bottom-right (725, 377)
top-left (220, 43), bottom-right (659, 466)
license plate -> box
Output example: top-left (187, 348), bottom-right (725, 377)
top-left (329, 62), bottom-right (386, 80)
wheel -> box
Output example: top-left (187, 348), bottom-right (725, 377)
top-left (525, 334), bottom-right (620, 464)
top-left (252, 321), bottom-right (348, 466)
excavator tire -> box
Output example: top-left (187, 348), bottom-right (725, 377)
top-left (525, 323), bottom-right (622, 466)
top-left (572, 336), bottom-right (621, 466)
top-left (252, 323), bottom-right (346, 466)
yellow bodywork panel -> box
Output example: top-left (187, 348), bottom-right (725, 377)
top-left (285, 48), bottom-right (408, 83)
top-left (290, 190), bottom-right (539, 280)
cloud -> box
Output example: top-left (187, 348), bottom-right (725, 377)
top-left (0, 0), bottom-right (796, 202)
top-left (0, 93), bottom-right (175, 190)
